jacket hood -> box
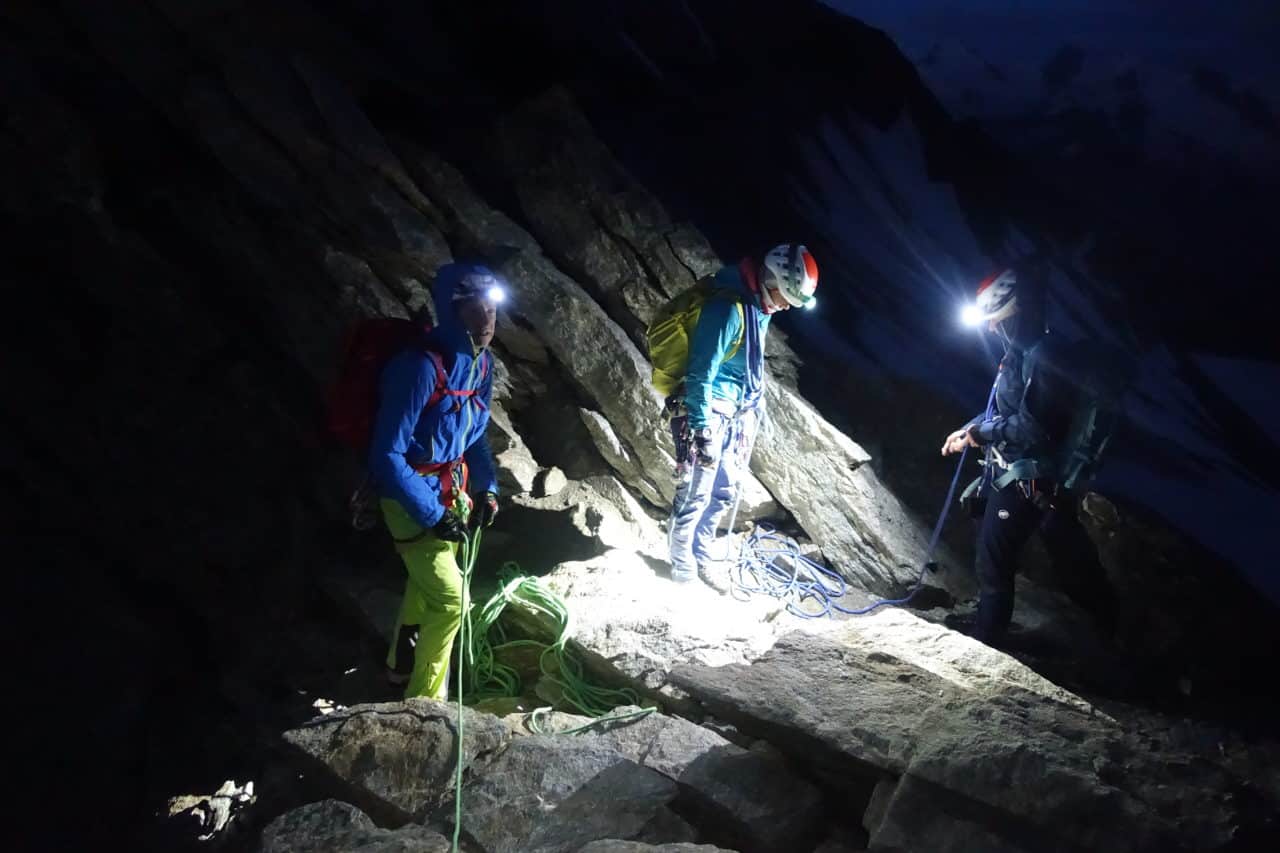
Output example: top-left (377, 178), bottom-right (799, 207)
top-left (428, 261), bottom-right (496, 354)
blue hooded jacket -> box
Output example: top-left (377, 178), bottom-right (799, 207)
top-left (367, 263), bottom-right (499, 529)
top-left (683, 264), bottom-right (770, 430)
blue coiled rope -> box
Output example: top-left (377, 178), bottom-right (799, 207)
top-left (728, 379), bottom-right (998, 618)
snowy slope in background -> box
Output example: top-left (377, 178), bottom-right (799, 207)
top-left (824, 0), bottom-right (1279, 143)
top-left (821, 0), bottom-right (1280, 361)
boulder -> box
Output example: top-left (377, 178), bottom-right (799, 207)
top-left (579, 407), bottom-right (666, 507)
top-left (488, 402), bottom-right (541, 495)
top-left (509, 709), bottom-right (824, 853)
top-left (281, 699), bottom-right (510, 824)
top-left (753, 383), bottom-right (946, 596)
top-left (446, 735), bottom-right (682, 853)
top-left (514, 480), bottom-right (668, 564)
top-left (668, 609), bottom-right (1256, 852)
top-left (260, 800), bottom-right (451, 853)
top-left (538, 466), bottom-right (570, 497)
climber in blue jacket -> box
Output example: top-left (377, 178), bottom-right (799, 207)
top-left (368, 262), bottom-right (503, 699)
top-left (668, 244), bottom-right (819, 592)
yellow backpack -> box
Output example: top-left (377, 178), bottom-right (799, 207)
top-left (645, 278), bottom-right (743, 397)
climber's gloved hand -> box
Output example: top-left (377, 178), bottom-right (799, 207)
top-left (431, 512), bottom-right (468, 542)
top-left (470, 491), bottom-right (499, 530)
top-left (692, 427), bottom-right (717, 469)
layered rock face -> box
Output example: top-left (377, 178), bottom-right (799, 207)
top-left (4, 2), bottom-right (1279, 852)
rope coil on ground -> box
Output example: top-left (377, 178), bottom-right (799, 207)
top-left (450, 530), bottom-right (657, 851)
top-left (725, 381), bottom-right (994, 618)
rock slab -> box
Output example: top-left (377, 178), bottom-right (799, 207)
top-left (260, 799), bottom-right (451, 853)
top-left (449, 735), bottom-right (682, 853)
top-left (510, 709), bottom-right (823, 853)
top-left (669, 610), bottom-right (1254, 853)
top-left (282, 699), bottom-right (510, 824)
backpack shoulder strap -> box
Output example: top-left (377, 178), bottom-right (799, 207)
top-left (705, 286), bottom-right (746, 360)
top-left (422, 348), bottom-right (451, 409)
top-left (1021, 340), bottom-right (1043, 385)
top-left (727, 302), bottom-right (745, 361)
top-left (422, 347), bottom-right (490, 410)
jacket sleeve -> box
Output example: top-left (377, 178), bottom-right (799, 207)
top-left (683, 297), bottom-right (743, 430)
top-left (367, 351), bottom-right (447, 529)
top-left (464, 355), bottom-right (499, 495)
top-left (973, 357), bottom-right (1050, 449)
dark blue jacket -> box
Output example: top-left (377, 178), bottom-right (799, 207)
top-left (970, 335), bottom-right (1073, 464)
top-left (367, 264), bottom-right (498, 528)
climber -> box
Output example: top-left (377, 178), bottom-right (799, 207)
top-left (942, 266), bottom-right (1118, 648)
top-left (368, 262), bottom-right (503, 699)
top-left (665, 243), bottom-right (818, 592)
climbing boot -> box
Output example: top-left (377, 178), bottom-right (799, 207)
top-left (697, 561), bottom-right (732, 596)
top-left (387, 624), bottom-right (419, 686)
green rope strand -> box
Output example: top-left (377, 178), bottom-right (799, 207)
top-left (449, 531), bottom-right (659, 852)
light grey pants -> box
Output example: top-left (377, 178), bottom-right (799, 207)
top-left (668, 408), bottom-right (757, 580)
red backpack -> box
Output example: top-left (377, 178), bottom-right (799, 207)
top-left (324, 317), bottom-right (489, 453)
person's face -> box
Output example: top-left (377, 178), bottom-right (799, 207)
top-left (988, 307), bottom-right (1017, 342)
top-left (767, 286), bottom-right (793, 311)
top-left (457, 296), bottom-right (497, 349)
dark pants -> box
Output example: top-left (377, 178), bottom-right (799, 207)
top-left (974, 481), bottom-right (1116, 645)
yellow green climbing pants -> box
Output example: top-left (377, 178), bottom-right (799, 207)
top-left (381, 498), bottom-right (466, 701)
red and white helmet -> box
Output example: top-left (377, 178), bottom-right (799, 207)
top-left (761, 244), bottom-right (819, 309)
top-left (974, 268), bottom-right (1018, 323)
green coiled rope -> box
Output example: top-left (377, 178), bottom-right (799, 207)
top-left (449, 525), bottom-right (656, 852)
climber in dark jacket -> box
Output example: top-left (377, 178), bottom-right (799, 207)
top-left (942, 267), bottom-right (1116, 647)
top-left (368, 262), bottom-right (503, 699)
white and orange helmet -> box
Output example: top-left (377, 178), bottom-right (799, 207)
top-left (761, 243), bottom-right (819, 309)
top-left (974, 268), bottom-right (1018, 323)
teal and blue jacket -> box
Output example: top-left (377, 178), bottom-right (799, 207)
top-left (368, 263), bottom-right (498, 529)
top-left (683, 265), bottom-right (770, 430)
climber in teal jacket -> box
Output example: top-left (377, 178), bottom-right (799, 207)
top-left (682, 266), bottom-right (769, 433)
top-left (368, 261), bottom-right (505, 700)
top-left (669, 244), bottom-right (820, 591)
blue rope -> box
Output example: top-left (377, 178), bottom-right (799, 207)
top-left (728, 379), bottom-right (999, 618)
